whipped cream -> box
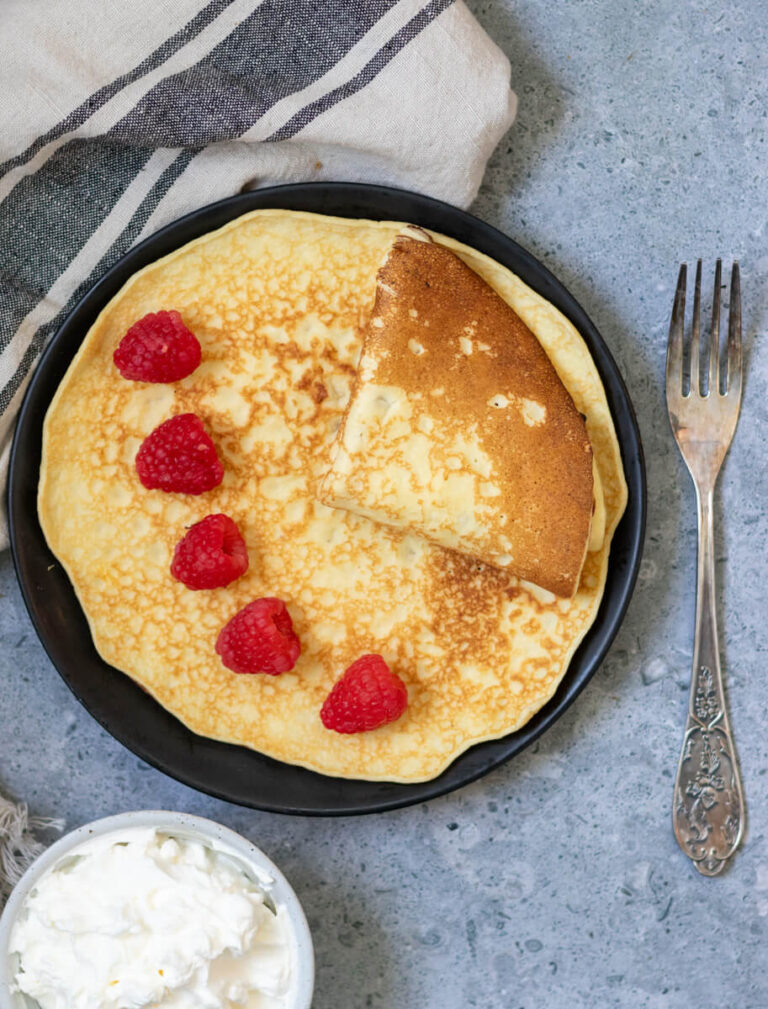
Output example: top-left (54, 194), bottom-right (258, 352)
top-left (9, 827), bottom-right (293, 1009)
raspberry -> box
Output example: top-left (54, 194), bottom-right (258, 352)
top-left (171, 514), bottom-right (248, 590)
top-left (216, 597), bottom-right (301, 675)
top-left (135, 414), bottom-right (224, 494)
top-left (114, 310), bottom-right (201, 382)
top-left (320, 654), bottom-right (408, 734)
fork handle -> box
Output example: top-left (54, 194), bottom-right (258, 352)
top-left (673, 486), bottom-right (744, 875)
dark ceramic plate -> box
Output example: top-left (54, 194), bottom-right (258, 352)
top-left (8, 183), bottom-right (645, 815)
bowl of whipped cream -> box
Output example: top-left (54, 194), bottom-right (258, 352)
top-left (0, 810), bottom-right (314, 1009)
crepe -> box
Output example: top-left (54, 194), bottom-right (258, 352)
top-left (319, 229), bottom-right (595, 597)
top-left (38, 209), bottom-right (627, 782)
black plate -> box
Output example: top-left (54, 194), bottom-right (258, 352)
top-left (8, 183), bottom-right (646, 815)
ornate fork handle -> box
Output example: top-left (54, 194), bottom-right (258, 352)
top-left (673, 485), bottom-right (744, 875)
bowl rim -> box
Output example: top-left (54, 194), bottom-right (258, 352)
top-left (0, 810), bottom-right (314, 1009)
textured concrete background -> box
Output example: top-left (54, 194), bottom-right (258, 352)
top-left (2, 1), bottom-right (767, 1006)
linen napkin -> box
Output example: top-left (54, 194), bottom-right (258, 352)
top-left (0, 0), bottom-right (516, 553)
top-left (0, 0), bottom-right (515, 894)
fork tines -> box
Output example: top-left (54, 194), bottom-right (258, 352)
top-left (666, 259), bottom-right (742, 400)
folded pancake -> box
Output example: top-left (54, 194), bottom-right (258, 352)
top-left (319, 230), bottom-right (595, 597)
top-left (38, 209), bottom-right (627, 782)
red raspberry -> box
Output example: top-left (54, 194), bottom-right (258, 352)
top-left (171, 514), bottom-right (248, 590)
top-left (216, 597), bottom-right (301, 675)
top-left (114, 310), bottom-right (201, 382)
top-left (135, 413), bottom-right (224, 494)
top-left (320, 654), bottom-right (408, 734)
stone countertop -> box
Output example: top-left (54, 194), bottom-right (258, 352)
top-left (1, 1), bottom-right (766, 1006)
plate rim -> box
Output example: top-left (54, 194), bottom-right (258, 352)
top-left (7, 181), bottom-right (646, 815)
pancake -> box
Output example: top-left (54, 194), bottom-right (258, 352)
top-left (318, 228), bottom-right (595, 597)
top-left (38, 209), bottom-right (627, 782)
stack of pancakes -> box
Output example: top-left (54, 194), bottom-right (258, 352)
top-left (39, 210), bottom-right (626, 781)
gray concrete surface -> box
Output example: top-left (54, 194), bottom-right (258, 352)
top-left (2, 1), bottom-right (767, 1006)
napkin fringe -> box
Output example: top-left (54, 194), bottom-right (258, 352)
top-left (0, 796), bottom-right (63, 906)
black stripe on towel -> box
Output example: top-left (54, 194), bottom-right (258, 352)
top-left (109, 0), bottom-right (401, 147)
top-left (0, 139), bottom-right (155, 354)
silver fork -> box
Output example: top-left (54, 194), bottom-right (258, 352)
top-left (666, 259), bottom-right (744, 876)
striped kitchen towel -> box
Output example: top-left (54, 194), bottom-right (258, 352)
top-left (0, 0), bottom-right (516, 550)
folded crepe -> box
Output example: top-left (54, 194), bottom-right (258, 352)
top-left (318, 229), bottom-right (596, 597)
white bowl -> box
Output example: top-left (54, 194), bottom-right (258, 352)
top-left (0, 810), bottom-right (314, 1009)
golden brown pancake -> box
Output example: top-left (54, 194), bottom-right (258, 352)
top-left (38, 209), bottom-right (627, 782)
top-left (318, 229), bottom-right (594, 597)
